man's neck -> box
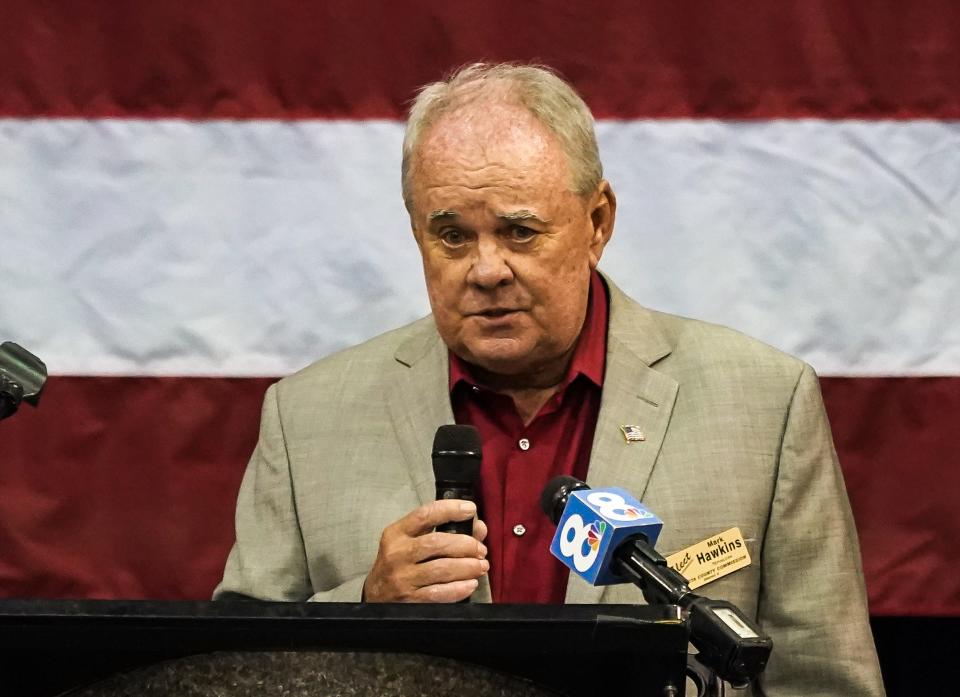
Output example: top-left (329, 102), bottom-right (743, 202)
top-left (503, 385), bottom-right (563, 426)
top-left (470, 349), bottom-right (575, 426)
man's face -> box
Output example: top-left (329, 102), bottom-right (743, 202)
top-left (408, 100), bottom-right (615, 385)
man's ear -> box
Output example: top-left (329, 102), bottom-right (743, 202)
top-left (588, 180), bottom-right (617, 268)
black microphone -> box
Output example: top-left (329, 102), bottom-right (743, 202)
top-left (541, 475), bottom-right (773, 688)
top-left (432, 425), bottom-right (482, 536)
top-left (0, 342), bottom-right (47, 421)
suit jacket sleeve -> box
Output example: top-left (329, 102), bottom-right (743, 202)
top-left (213, 383), bottom-right (367, 602)
top-left (757, 365), bottom-right (885, 696)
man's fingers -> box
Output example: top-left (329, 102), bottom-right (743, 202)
top-left (397, 499), bottom-right (477, 537)
top-left (367, 555), bottom-right (488, 603)
top-left (411, 579), bottom-right (480, 603)
top-left (413, 530), bottom-right (487, 563)
top-left (408, 557), bottom-right (489, 588)
top-left (366, 503), bottom-right (486, 603)
top-left (472, 518), bottom-right (488, 543)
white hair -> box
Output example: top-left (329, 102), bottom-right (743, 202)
top-left (401, 62), bottom-right (603, 209)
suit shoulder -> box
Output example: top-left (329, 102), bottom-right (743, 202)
top-left (276, 315), bottom-right (435, 397)
top-left (650, 309), bottom-right (809, 384)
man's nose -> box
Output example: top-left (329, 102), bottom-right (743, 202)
top-left (467, 236), bottom-right (514, 288)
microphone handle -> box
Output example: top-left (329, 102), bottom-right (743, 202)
top-left (434, 482), bottom-right (478, 603)
top-left (434, 482), bottom-right (476, 535)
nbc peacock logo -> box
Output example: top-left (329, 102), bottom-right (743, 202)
top-left (585, 520), bottom-right (607, 552)
top-left (558, 513), bottom-right (608, 573)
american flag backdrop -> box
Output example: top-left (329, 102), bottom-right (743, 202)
top-left (1, 1), bottom-right (958, 617)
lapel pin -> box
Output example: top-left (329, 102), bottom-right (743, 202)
top-left (620, 425), bottom-right (646, 443)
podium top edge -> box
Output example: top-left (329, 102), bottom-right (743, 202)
top-left (0, 598), bottom-right (683, 624)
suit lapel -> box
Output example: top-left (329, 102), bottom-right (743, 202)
top-left (387, 319), bottom-right (455, 507)
top-left (565, 279), bottom-right (679, 604)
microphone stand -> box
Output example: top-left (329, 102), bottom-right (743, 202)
top-left (686, 655), bottom-right (725, 697)
top-left (612, 542), bottom-right (770, 693)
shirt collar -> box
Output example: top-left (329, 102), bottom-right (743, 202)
top-left (448, 270), bottom-right (609, 392)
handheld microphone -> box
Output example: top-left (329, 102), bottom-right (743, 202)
top-left (432, 425), bottom-right (482, 536)
top-left (541, 475), bottom-right (773, 688)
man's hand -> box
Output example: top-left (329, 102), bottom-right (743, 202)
top-left (363, 500), bottom-right (489, 602)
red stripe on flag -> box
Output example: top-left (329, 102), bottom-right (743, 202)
top-left (3, 1), bottom-right (960, 119)
top-left (821, 377), bottom-right (960, 618)
top-left (0, 376), bottom-right (270, 600)
top-left (1, 375), bottom-right (958, 614)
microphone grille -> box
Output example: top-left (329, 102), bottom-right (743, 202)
top-left (432, 424), bottom-right (481, 456)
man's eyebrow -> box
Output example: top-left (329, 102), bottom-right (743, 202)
top-left (428, 209), bottom-right (458, 222)
top-left (497, 210), bottom-right (551, 224)
top-left (427, 209), bottom-right (552, 224)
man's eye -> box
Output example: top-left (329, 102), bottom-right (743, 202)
top-left (440, 229), bottom-right (467, 246)
top-left (509, 225), bottom-right (537, 242)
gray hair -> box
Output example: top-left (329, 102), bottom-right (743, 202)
top-left (401, 62), bottom-right (603, 209)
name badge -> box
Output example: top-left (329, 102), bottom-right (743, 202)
top-left (665, 527), bottom-right (751, 590)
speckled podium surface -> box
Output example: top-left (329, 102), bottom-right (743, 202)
top-left (72, 651), bottom-right (557, 696)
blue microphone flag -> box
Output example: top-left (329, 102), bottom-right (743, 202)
top-left (549, 487), bottom-right (663, 585)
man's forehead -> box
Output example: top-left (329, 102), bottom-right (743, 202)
top-left (416, 101), bottom-right (564, 172)
top-left (407, 98), bottom-right (578, 218)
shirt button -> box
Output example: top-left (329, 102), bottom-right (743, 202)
top-left (518, 438), bottom-right (531, 451)
top-left (471, 385), bottom-right (480, 393)
top-left (513, 524), bottom-right (527, 537)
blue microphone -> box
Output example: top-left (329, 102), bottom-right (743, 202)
top-left (540, 476), bottom-right (663, 585)
top-left (540, 475), bottom-right (773, 688)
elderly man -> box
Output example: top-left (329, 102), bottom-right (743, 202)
top-left (215, 63), bottom-right (884, 695)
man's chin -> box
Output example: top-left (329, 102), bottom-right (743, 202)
top-left (456, 340), bottom-right (535, 377)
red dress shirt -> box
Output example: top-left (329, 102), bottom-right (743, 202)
top-left (449, 272), bottom-right (608, 603)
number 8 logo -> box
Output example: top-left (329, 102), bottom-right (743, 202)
top-left (586, 491), bottom-right (643, 521)
top-left (558, 514), bottom-right (601, 572)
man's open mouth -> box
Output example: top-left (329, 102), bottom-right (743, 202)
top-left (475, 308), bottom-right (519, 318)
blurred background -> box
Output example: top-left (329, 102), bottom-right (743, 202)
top-left (2, 1), bottom-right (958, 691)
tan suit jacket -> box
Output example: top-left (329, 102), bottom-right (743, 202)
top-left (216, 278), bottom-right (885, 696)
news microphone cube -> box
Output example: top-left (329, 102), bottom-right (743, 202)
top-left (549, 487), bottom-right (663, 586)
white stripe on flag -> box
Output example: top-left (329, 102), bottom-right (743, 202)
top-left (2, 118), bottom-right (958, 376)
